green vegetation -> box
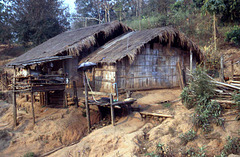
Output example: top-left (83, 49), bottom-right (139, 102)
top-left (162, 102), bottom-right (172, 108)
top-left (23, 152), bottom-right (35, 157)
top-left (1, 0), bottom-right (240, 51)
top-left (179, 130), bottom-right (197, 145)
top-left (0, 0), bottom-right (69, 46)
top-left (181, 67), bottom-right (224, 133)
top-left (182, 146), bottom-right (207, 157)
top-left (232, 91), bottom-right (240, 110)
top-left (145, 143), bottom-right (173, 157)
top-left (225, 26), bottom-right (240, 46)
top-left (232, 92), bottom-right (240, 120)
top-left (219, 136), bottom-right (240, 156)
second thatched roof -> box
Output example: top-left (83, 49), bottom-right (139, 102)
top-left (82, 27), bottom-right (203, 64)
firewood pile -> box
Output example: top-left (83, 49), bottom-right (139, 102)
top-left (208, 75), bottom-right (240, 107)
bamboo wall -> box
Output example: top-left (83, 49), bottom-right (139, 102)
top-left (94, 64), bottom-right (116, 93)
top-left (117, 43), bottom-right (194, 91)
top-left (91, 43), bottom-right (197, 93)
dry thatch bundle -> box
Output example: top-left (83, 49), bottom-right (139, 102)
top-left (7, 21), bottom-right (132, 66)
top-left (82, 27), bottom-right (203, 64)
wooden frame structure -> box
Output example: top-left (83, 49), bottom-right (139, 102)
top-left (10, 56), bottom-right (72, 126)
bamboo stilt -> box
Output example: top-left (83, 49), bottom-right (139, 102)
top-left (84, 71), bottom-right (91, 133)
top-left (110, 94), bottom-right (115, 126)
top-left (31, 91), bottom-right (35, 124)
top-left (13, 66), bottom-right (17, 127)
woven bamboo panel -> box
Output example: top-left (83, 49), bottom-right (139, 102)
top-left (117, 43), bottom-right (185, 90)
top-left (94, 64), bottom-right (116, 93)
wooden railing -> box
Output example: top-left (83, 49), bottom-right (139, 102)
top-left (13, 74), bottom-right (67, 91)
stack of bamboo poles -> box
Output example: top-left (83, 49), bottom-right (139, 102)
top-left (208, 75), bottom-right (240, 107)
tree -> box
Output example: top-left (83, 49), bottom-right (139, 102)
top-left (202, 0), bottom-right (225, 51)
top-left (75, 0), bottom-right (117, 27)
top-left (0, 1), bottom-right (12, 44)
top-left (193, 0), bottom-right (205, 8)
top-left (221, 0), bottom-right (240, 23)
top-left (11, 0), bottom-right (70, 46)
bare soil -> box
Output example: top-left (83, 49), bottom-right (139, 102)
top-left (48, 89), bottom-right (239, 157)
top-left (0, 99), bottom-right (100, 157)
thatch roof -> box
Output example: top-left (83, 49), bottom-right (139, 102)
top-left (82, 27), bottom-right (203, 64)
top-left (7, 21), bottom-right (132, 66)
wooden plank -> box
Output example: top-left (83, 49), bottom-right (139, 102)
top-left (83, 91), bottom-right (116, 96)
top-left (32, 85), bottom-right (65, 92)
top-left (230, 83), bottom-right (240, 87)
top-left (212, 80), bottom-right (240, 90)
top-left (230, 81), bottom-right (240, 84)
top-left (211, 99), bottom-right (235, 105)
top-left (140, 112), bottom-right (174, 118)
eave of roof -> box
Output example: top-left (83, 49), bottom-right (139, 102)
top-left (81, 27), bottom-right (203, 64)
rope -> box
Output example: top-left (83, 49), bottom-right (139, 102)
top-left (85, 72), bottom-right (99, 102)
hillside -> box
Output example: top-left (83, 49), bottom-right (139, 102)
top-left (0, 88), bottom-right (239, 156)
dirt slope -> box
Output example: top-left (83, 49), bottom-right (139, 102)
top-left (49, 90), bottom-right (239, 157)
top-left (0, 99), bottom-right (100, 157)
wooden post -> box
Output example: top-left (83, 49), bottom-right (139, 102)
top-left (220, 54), bottom-right (224, 82)
top-left (45, 92), bottom-right (48, 106)
top-left (63, 91), bottom-right (67, 108)
top-left (31, 91), bottom-right (35, 124)
top-left (84, 71), bottom-right (91, 133)
top-left (73, 81), bottom-right (79, 107)
top-left (1, 74), bottom-right (3, 91)
top-left (5, 72), bottom-right (8, 87)
top-left (177, 62), bottom-right (183, 89)
top-left (190, 50), bottom-right (193, 74)
top-left (231, 60), bottom-right (234, 80)
top-left (110, 94), bottom-right (115, 126)
top-left (13, 66), bottom-right (17, 127)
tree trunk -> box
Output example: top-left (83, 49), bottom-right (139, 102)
top-left (107, 4), bottom-right (110, 22)
top-left (138, 0), bottom-right (141, 30)
top-left (213, 12), bottom-right (217, 51)
top-left (98, 2), bottom-right (101, 24)
top-left (105, 6), bottom-right (107, 23)
top-left (120, 10), bottom-right (122, 22)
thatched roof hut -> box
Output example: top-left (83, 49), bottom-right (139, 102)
top-left (82, 27), bottom-right (203, 64)
top-left (81, 27), bottom-right (203, 93)
top-left (7, 21), bottom-right (132, 67)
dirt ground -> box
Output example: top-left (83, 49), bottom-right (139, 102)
top-left (221, 47), bottom-right (240, 77)
top-left (0, 88), bottom-right (239, 157)
top-left (0, 98), bottom-right (100, 157)
top-left (47, 89), bottom-right (239, 157)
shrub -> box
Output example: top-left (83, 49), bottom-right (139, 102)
top-left (232, 92), bottom-right (240, 110)
top-left (181, 87), bottom-right (195, 109)
top-left (232, 92), bottom-right (240, 120)
top-left (23, 152), bottom-right (35, 157)
top-left (183, 146), bottom-right (207, 157)
top-left (163, 102), bottom-right (172, 108)
top-left (179, 130), bottom-right (197, 145)
top-left (145, 143), bottom-right (173, 157)
top-left (180, 67), bottom-right (224, 133)
top-left (221, 136), bottom-right (240, 156)
top-left (225, 26), bottom-right (240, 46)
